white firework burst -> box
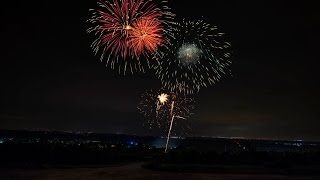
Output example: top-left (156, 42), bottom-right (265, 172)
top-left (153, 19), bottom-right (232, 94)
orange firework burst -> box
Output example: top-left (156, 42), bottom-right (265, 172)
top-left (129, 18), bottom-right (164, 57)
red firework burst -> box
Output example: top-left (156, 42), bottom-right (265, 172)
top-left (88, 0), bottom-right (163, 60)
top-left (129, 18), bottom-right (164, 57)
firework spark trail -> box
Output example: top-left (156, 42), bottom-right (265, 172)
top-left (164, 94), bottom-right (193, 152)
top-left (165, 115), bottom-right (175, 153)
top-left (170, 101), bottom-right (175, 116)
top-left (153, 19), bottom-right (232, 94)
top-left (165, 115), bottom-right (186, 153)
top-left (87, 0), bottom-right (175, 74)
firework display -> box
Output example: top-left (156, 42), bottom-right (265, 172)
top-left (87, 0), bottom-right (174, 74)
top-left (153, 19), bottom-right (232, 94)
top-left (87, 0), bottom-right (233, 153)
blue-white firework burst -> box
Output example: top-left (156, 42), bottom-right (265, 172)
top-left (153, 19), bottom-right (232, 94)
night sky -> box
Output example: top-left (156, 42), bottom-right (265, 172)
top-left (1, 1), bottom-right (319, 140)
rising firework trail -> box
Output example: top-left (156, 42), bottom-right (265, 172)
top-left (165, 115), bottom-right (186, 153)
top-left (87, 0), bottom-right (174, 74)
top-left (170, 101), bottom-right (175, 116)
top-left (153, 19), bottom-right (232, 94)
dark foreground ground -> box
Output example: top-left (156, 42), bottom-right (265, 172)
top-left (0, 163), bottom-right (319, 180)
top-left (1, 131), bottom-right (320, 179)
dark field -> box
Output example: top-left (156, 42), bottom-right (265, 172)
top-left (0, 163), bottom-right (318, 180)
top-left (1, 130), bottom-right (320, 179)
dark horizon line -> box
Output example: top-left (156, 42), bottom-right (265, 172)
top-left (1, 128), bottom-right (319, 142)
